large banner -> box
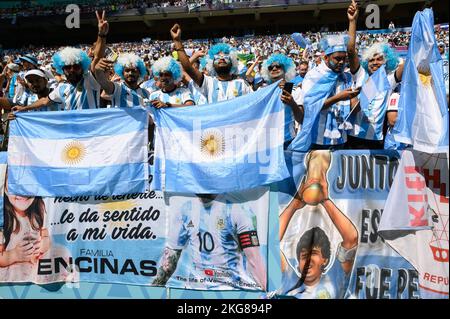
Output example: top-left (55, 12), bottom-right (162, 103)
top-left (0, 168), bottom-right (269, 291)
top-left (275, 150), bottom-right (448, 299)
top-left (0, 189), bottom-right (166, 285)
top-left (160, 188), bottom-right (269, 291)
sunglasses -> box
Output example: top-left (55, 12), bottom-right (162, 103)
top-left (213, 54), bottom-right (231, 62)
top-left (268, 64), bottom-right (282, 71)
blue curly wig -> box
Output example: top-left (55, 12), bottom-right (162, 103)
top-left (199, 56), bottom-right (208, 72)
top-left (261, 54), bottom-right (296, 83)
top-left (205, 43), bottom-right (239, 76)
top-left (114, 53), bottom-right (147, 81)
top-left (361, 43), bottom-right (400, 73)
top-left (52, 47), bottom-right (91, 75)
top-left (151, 56), bottom-right (183, 82)
top-left (208, 43), bottom-right (232, 59)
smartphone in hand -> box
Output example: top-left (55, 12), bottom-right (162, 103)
top-left (284, 82), bottom-right (294, 94)
top-left (105, 47), bottom-right (118, 63)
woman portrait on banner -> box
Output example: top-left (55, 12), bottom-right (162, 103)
top-left (275, 150), bottom-right (359, 299)
top-left (0, 178), bottom-right (50, 282)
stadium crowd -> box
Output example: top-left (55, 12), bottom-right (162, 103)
top-left (0, 1), bottom-right (448, 152)
top-left (0, 0), bottom-right (229, 19)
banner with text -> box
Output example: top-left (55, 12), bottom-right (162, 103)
top-left (275, 150), bottom-right (448, 299)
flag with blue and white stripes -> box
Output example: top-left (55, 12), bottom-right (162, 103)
top-left (152, 82), bottom-right (289, 194)
top-left (393, 8), bottom-right (449, 153)
top-left (7, 107), bottom-right (149, 197)
top-left (288, 65), bottom-right (339, 151)
top-left (352, 65), bottom-right (391, 140)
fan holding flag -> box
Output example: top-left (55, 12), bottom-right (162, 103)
top-left (346, 0), bottom-right (405, 149)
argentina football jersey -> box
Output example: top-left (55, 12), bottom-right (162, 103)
top-left (111, 82), bottom-right (151, 108)
top-left (200, 75), bottom-right (253, 103)
top-left (48, 72), bottom-right (101, 110)
top-left (166, 195), bottom-right (262, 290)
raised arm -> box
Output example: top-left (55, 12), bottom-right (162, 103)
top-left (347, 0), bottom-right (360, 74)
top-left (170, 24), bottom-right (204, 87)
top-left (319, 171), bottom-right (358, 274)
top-left (245, 56), bottom-right (261, 83)
top-left (91, 10), bottom-right (109, 73)
top-left (94, 58), bottom-right (115, 95)
top-left (395, 59), bottom-right (405, 82)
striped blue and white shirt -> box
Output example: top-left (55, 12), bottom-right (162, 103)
top-left (149, 87), bottom-right (194, 106)
top-left (15, 89), bottom-right (61, 112)
top-left (349, 66), bottom-right (399, 140)
top-left (48, 72), bottom-right (101, 110)
top-left (167, 195), bottom-right (261, 289)
top-left (188, 79), bottom-right (208, 106)
top-left (140, 78), bottom-right (159, 93)
top-left (111, 82), bottom-right (151, 108)
top-left (200, 75), bottom-right (253, 104)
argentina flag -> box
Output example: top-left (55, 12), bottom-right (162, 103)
top-left (152, 82), bottom-right (289, 194)
top-left (352, 65), bottom-right (391, 139)
top-left (393, 8), bottom-right (449, 153)
top-left (288, 65), bottom-right (339, 151)
top-left (0, 152), bottom-right (7, 229)
top-left (359, 65), bottom-right (390, 116)
top-left (7, 107), bottom-right (148, 197)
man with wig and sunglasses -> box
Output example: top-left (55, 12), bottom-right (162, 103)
top-left (170, 24), bottom-right (253, 104)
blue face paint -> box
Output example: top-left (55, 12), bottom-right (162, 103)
top-left (328, 59), bottom-right (337, 69)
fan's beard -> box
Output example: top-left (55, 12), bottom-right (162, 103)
top-left (215, 64), bottom-right (232, 76)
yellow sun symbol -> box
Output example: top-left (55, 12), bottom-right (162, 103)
top-left (62, 141), bottom-right (86, 165)
top-left (417, 64), bottom-right (432, 87)
top-left (200, 129), bottom-right (225, 159)
top-left (419, 72), bottom-right (432, 86)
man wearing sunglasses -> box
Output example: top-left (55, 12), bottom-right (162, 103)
top-left (170, 24), bottom-right (252, 104)
top-left (260, 54), bottom-right (304, 147)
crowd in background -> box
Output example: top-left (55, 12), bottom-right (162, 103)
top-left (1, 0), bottom-right (217, 19)
top-left (0, 3), bottom-right (448, 152)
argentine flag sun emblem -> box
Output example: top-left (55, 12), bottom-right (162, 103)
top-left (62, 141), bottom-right (86, 165)
top-left (200, 129), bottom-right (225, 159)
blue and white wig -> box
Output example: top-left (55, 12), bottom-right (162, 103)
top-left (361, 42), bottom-right (400, 73)
top-left (205, 43), bottom-right (239, 76)
top-left (199, 56), bottom-right (208, 72)
top-left (114, 53), bottom-right (147, 81)
top-left (52, 47), bottom-right (91, 75)
top-left (320, 34), bottom-right (349, 56)
top-left (151, 56), bottom-right (183, 82)
top-left (261, 54), bottom-right (296, 83)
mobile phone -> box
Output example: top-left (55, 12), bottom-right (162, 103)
top-left (284, 82), bottom-right (294, 94)
top-left (105, 47), bottom-right (118, 63)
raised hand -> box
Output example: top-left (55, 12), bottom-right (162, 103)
top-left (95, 58), bottom-right (114, 71)
top-left (170, 24), bottom-right (182, 42)
top-left (347, 0), bottom-right (359, 22)
top-left (96, 10), bottom-right (109, 36)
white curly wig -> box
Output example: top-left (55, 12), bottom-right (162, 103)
top-left (151, 56), bottom-right (183, 83)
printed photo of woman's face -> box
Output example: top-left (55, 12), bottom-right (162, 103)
top-left (4, 179), bottom-right (35, 213)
